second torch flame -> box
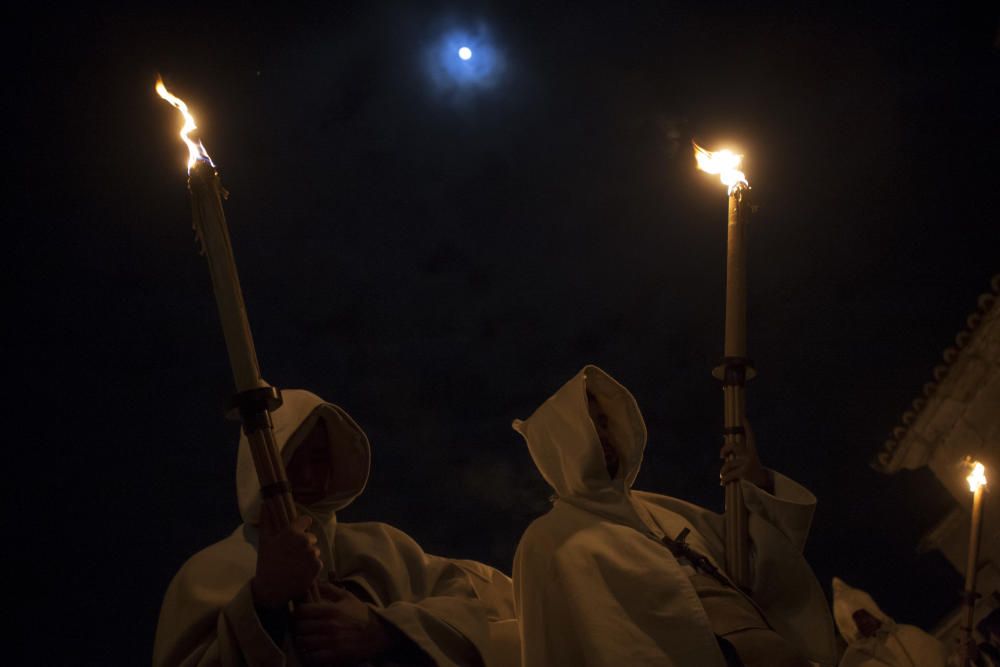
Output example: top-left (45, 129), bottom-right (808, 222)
top-left (693, 142), bottom-right (748, 194)
top-left (968, 461), bottom-right (987, 493)
top-left (155, 76), bottom-right (215, 171)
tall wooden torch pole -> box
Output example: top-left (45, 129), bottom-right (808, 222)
top-left (157, 78), bottom-right (319, 602)
top-left (695, 142), bottom-right (753, 590)
top-left (720, 182), bottom-right (752, 590)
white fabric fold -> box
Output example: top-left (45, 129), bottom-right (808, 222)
top-left (740, 471), bottom-right (817, 553)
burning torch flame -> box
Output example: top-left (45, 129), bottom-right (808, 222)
top-left (693, 142), bottom-right (748, 194)
top-left (155, 76), bottom-right (215, 171)
top-left (968, 461), bottom-right (987, 493)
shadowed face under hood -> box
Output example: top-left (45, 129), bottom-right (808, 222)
top-left (513, 365), bottom-right (647, 501)
top-left (236, 389), bottom-right (371, 525)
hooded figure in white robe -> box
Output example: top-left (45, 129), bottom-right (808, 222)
top-left (511, 365), bottom-right (837, 667)
top-left (832, 577), bottom-right (947, 667)
top-left (154, 389), bottom-right (519, 667)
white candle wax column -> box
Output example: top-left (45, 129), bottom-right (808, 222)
top-left (188, 161), bottom-right (318, 601)
top-left (724, 185), bottom-right (748, 359)
top-left (722, 182), bottom-right (751, 590)
top-left (694, 142), bottom-right (753, 590)
top-left (188, 160), bottom-right (266, 394)
top-left (966, 483), bottom-right (985, 592)
top-left (962, 461), bottom-right (987, 665)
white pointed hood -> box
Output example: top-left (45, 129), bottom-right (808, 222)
top-left (832, 577), bottom-right (894, 644)
top-left (511, 366), bottom-right (841, 667)
top-left (236, 389), bottom-right (371, 525)
top-left (512, 365), bottom-right (651, 526)
top-left (156, 389), bottom-right (518, 667)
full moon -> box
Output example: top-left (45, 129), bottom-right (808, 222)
top-left (458, 46), bottom-right (472, 60)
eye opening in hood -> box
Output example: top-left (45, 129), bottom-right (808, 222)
top-left (583, 366), bottom-right (646, 485)
top-left (586, 388), bottom-right (621, 480)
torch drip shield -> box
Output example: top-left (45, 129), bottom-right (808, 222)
top-left (230, 386), bottom-right (284, 433)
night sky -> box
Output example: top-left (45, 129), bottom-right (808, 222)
top-left (10, 3), bottom-right (998, 663)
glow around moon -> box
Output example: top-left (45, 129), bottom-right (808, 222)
top-left (425, 25), bottom-right (504, 93)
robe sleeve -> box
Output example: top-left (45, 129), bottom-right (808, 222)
top-left (337, 523), bottom-right (493, 667)
top-left (153, 546), bottom-right (287, 667)
top-left (371, 571), bottom-right (489, 667)
top-left (740, 473), bottom-right (839, 665)
top-left (452, 560), bottom-right (521, 667)
top-left (740, 470), bottom-right (816, 552)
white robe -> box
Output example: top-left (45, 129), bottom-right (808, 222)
top-left (511, 365), bottom-right (838, 667)
top-left (832, 577), bottom-right (947, 667)
top-left (154, 389), bottom-right (519, 667)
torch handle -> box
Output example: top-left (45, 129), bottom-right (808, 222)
top-left (722, 373), bottom-right (751, 590)
top-left (239, 391), bottom-right (322, 604)
top-left (246, 428), bottom-right (296, 525)
top-left (249, 430), bottom-right (321, 602)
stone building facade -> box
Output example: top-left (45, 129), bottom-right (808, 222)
top-left (873, 275), bottom-right (1000, 641)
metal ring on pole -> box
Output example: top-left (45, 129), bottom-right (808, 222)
top-left (228, 386), bottom-right (284, 433)
top-left (712, 357), bottom-right (757, 382)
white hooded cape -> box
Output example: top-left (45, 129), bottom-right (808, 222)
top-left (154, 389), bottom-right (518, 667)
top-left (832, 577), bottom-right (947, 667)
top-left (511, 365), bottom-right (837, 667)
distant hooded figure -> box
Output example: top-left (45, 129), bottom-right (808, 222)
top-left (511, 365), bottom-right (837, 667)
top-left (154, 389), bottom-right (519, 667)
top-left (832, 577), bottom-right (947, 667)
